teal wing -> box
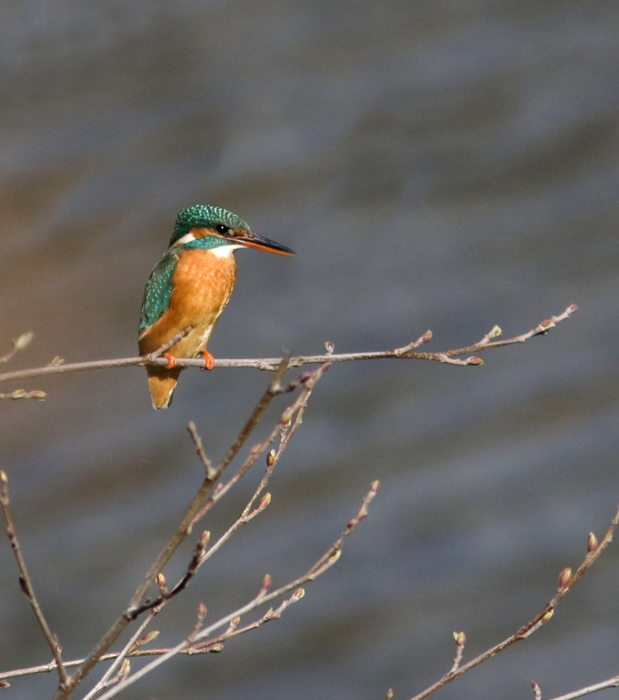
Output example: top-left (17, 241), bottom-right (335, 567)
top-left (139, 253), bottom-right (178, 331)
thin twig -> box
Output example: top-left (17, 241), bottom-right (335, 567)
top-left (81, 610), bottom-right (158, 700)
top-left (191, 361), bottom-right (327, 527)
top-left (187, 421), bottom-right (215, 478)
top-left (543, 674), bottom-right (619, 700)
top-left (406, 502), bottom-right (619, 700)
top-left (449, 632), bottom-right (466, 673)
top-left (0, 471), bottom-right (68, 687)
top-left (185, 589), bottom-right (303, 653)
top-left (189, 362), bottom-right (325, 569)
top-left (0, 585), bottom-right (310, 684)
top-left (0, 305), bottom-right (578, 385)
top-left (209, 357), bottom-right (291, 486)
top-left (146, 327), bottom-right (192, 360)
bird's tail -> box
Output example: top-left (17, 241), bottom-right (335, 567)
top-left (146, 367), bottom-right (182, 410)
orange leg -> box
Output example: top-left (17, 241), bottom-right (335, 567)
top-left (202, 350), bottom-right (215, 370)
top-left (164, 352), bottom-right (177, 369)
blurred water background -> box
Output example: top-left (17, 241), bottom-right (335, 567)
top-left (1, 1), bottom-right (619, 698)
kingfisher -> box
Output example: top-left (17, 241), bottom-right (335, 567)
top-left (138, 205), bottom-right (295, 410)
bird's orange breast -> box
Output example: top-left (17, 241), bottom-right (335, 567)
top-left (138, 248), bottom-right (237, 358)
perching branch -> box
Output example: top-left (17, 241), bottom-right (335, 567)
top-left (0, 305), bottom-right (578, 387)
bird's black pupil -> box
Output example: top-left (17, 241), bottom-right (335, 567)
top-left (216, 224), bottom-right (229, 234)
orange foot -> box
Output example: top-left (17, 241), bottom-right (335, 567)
top-left (202, 350), bottom-right (215, 370)
top-left (164, 352), bottom-right (177, 369)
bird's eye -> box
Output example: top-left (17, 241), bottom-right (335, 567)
top-left (216, 224), bottom-right (230, 234)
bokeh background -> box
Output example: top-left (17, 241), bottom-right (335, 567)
top-left (2, 1), bottom-right (619, 698)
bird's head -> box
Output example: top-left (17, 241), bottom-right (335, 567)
top-left (169, 205), bottom-right (295, 256)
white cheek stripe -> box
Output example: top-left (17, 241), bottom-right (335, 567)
top-left (172, 233), bottom-right (242, 257)
top-left (173, 232), bottom-right (196, 246)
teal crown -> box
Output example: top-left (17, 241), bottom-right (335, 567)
top-left (169, 205), bottom-right (251, 246)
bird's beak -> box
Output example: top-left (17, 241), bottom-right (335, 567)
top-left (238, 232), bottom-right (295, 256)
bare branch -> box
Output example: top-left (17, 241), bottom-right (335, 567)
top-left (190, 360), bottom-right (327, 527)
top-left (0, 471), bottom-right (68, 687)
top-left (1, 479), bottom-right (378, 689)
top-left (127, 361), bottom-right (327, 619)
top-left (93, 480), bottom-right (380, 700)
top-left (81, 610), bottom-right (159, 700)
top-left (0, 589), bottom-right (305, 683)
top-left (543, 674), bottom-right (619, 700)
top-left (50, 358), bottom-right (294, 699)
top-left (405, 501), bottom-right (619, 700)
top-left (0, 305), bottom-right (578, 386)
top-left (186, 421), bottom-right (215, 478)
top-left (0, 304), bottom-right (594, 699)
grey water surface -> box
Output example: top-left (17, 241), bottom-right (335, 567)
top-left (1, 1), bottom-right (619, 699)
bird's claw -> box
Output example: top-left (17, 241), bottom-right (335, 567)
top-left (202, 350), bottom-right (215, 371)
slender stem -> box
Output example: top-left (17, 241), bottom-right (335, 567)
top-left (543, 675), bottom-right (619, 700)
top-left (190, 360), bottom-right (322, 527)
top-left (0, 472), bottom-right (69, 687)
top-left (408, 503), bottom-right (619, 700)
top-left (81, 612), bottom-right (156, 700)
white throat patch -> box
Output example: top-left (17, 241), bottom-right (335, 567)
top-left (210, 244), bottom-right (243, 258)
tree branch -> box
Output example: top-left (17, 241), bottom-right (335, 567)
top-left (92, 480), bottom-right (380, 700)
top-left (402, 501), bottom-right (619, 700)
top-left (0, 305), bottom-right (578, 386)
top-left (0, 380), bottom-right (335, 690)
top-left (0, 479), bottom-right (378, 691)
top-left (0, 471), bottom-right (69, 687)
top-left (122, 361), bottom-right (327, 620)
top-left (541, 674), bottom-right (619, 700)
top-left (49, 358), bottom-right (306, 699)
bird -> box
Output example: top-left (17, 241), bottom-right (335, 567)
top-left (138, 204), bottom-right (295, 409)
